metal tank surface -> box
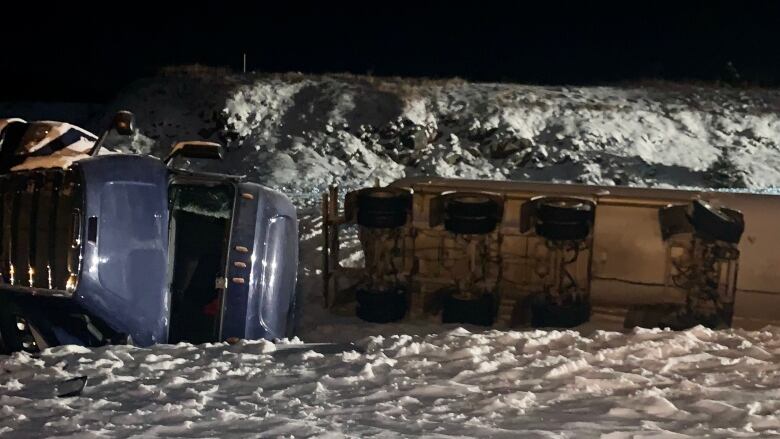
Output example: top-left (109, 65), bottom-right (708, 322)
top-left (0, 113), bottom-right (299, 354)
top-left (322, 176), bottom-right (779, 330)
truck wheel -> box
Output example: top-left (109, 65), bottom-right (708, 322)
top-left (0, 315), bottom-right (8, 354)
top-left (356, 188), bottom-right (411, 229)
top-left (535, 221), bottom-right (591, 241)
top-left (530, 295), bottom-right (591, 328)
top-left (444, 194), bottom-right (500, 235)
top-left (537, 198), bottom-right (594, 223)
top-left (689, 200), bottom-right (744, 244)
top-left (0, 300), bottom-right (20, 354)
top-left (0, 301), bottom-right (39, 354)
top-left (534, 197), bottom-right (594, 241)
top-left (442, 294), bottom-right (496, 326)
top-left (356, 288), bottom-right (407, 323)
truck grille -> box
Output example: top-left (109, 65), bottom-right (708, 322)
top-left (0, 170), bottom-right (83, 292)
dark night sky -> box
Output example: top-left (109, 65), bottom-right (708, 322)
top-left (3, 2), bottom-right (780, 102)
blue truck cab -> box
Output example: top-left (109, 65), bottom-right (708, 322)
top-left (0, 113), bottom-right (299, 353)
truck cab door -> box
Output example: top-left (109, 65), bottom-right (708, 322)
top-left (220, 182), bottom-right (298, 341)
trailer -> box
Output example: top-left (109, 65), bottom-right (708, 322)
top-left (322, 177), bottom-right (779, 330)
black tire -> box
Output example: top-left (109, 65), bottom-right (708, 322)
top-left (0, 300), bottom-right (38, 354)
top-left (535, 221), bottom-right (591, 241)
top-left (0, 315), bottom-right (8, 355)
top-left (444, 216), bottom-right (498, 234)
top-left (689, 200), bottom-right (744, 244)
top-left (0, 299), bottom-right (19, 354)
top-left (444, 194), bottom-right (501, 235)
top-left (356, 188), bottom-right (411, 229)
top-left (357, 211), bottom-right (408, 229)
top-left (536, 198), bottom-right (594, 224)
top-left (356, 288), bottom-right (408, 323)
top-left (530, 296), bottom-right (591, 328)
top-left (534, 197), bottom-right (594, 241)
top-left (442, 294), bottom-right (496, 326)
top-left (446, 195), bottom-right (500, 219)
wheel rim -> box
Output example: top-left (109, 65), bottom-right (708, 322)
top-left (366, 189), bottom-right (402, 199)
top-left (454, 195), bottom-right (490, 204)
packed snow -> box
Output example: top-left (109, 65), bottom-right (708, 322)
top-left (3, 69), bottom-right (780, 437)
top-left (4, 326), bottom-right (780, 437)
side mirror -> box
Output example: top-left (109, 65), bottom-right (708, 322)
top-left (165, 140), bottom-right (224, 164)
top-left (113, 111), bottom-right (135, 135)
top-left (89, 110), bottom-right (135, 156)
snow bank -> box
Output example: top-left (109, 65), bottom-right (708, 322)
top-left (87, 72), bottom-right (780, 207)
top-left (6, 72), bottom-right (780, 203)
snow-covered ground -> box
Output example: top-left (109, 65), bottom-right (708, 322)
top-left (3, 69), bottom-right (780, 437)
top-left (4, 326), bottom-right (780, 437)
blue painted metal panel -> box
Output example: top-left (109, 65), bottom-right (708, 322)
top-left (1, 153), bottom-right (299, 350)
top-left (221, 182), bottom-right (298, 341)
top-left (74, 155), bottom-right (170, 346)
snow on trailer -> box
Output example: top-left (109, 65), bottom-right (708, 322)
top-left (320, 177), bottom-right (780, 330)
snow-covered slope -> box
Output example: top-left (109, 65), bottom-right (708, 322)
top-left (6, 71), bottom-right (780, 202)
top-left (94, 71), bottom-right (780, 205)
top-left (3, 70), bottom-right (780, 437)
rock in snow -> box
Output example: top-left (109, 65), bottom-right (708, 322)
top-left (3, 70), bottom-right (780, 437)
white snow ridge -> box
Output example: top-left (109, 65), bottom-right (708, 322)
top-left (3, 327), bottom-right (780, 437)
top-left (4, 70), bottom-right (780, 437)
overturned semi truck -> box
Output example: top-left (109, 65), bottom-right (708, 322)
top-left (320, 177), bottom-right (777, 330)
top-left (0, 113), bottom-right (299, 354)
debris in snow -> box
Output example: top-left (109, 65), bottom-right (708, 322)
top-left (55, 376), bottom-right (88, 398)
